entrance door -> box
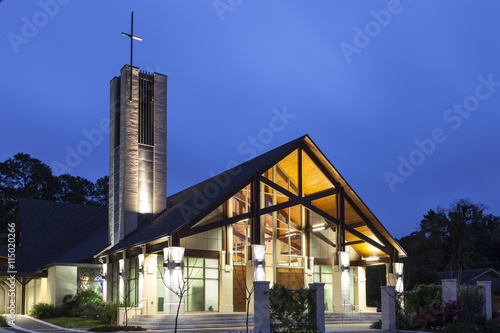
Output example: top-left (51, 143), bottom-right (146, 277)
top-left (276, 268), bottom-right (304, 289)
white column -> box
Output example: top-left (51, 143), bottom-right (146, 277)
top-left (220, 250), bottom-right (234, 312)
top-left (355, 267), bottom-right (367, 311)
top-left (138, 254), bottom-right (144, 308)
top-left (102, 262), bottom-right (108, 302)
top-left (477, 281), bottom-right (492, 320)
top-left (118, 259), bottom-right (125, 304)
top-left (163, 247), bottom-right (185, 315)
top-left (332, 251), bottom-right (350, 312)
top-left (304, 257), bottom-right (314, 286)
top-left (394, 262), bottom-right (404, 308)
top-left (253, 244), bottom-right (266, 281)
top-left (441, 279), bottom-right (457, 304)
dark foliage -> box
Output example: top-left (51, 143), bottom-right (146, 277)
top-left (269, 284), bottom-right (319, 333)
top-left (398, 199), bottom-right (500, 290)
top-left (0, 153), bottom-right (108, 240)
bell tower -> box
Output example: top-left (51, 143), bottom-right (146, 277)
top-left (108, 65), bottom-right (167, 245)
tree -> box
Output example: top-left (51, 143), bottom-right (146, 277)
top-left (0, 153), bottom-right (59, 232)
top-left (0, 153), bottom-right (109, 242)
top-left (56, 174), bottom-right (95, 205)
top-left (398, 198), bottom-right (500, 290)
top-left (92, 176), bottom-right (109, 206)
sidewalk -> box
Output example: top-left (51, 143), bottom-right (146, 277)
top-left (0, 315), bottom-right (87, 333)
top-left (0, 315), bottom-right (427, 333)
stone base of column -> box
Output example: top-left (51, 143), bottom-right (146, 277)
top-left (309, 283), bottom-right (325, 333)
top-left (253, 281), bottom-right (270, 333)
top-left (381, 286), bottom-right (396, 330)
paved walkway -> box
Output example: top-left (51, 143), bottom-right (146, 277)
top-left (0, 316), bottom-right (86, 333)
top-left (0, 315), bottom-right (426, 333)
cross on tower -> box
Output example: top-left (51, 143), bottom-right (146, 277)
top-left (122, 11), bottom-right (142, 101)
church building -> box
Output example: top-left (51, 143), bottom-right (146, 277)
top-left (0, 64), bottom-right (406, 316)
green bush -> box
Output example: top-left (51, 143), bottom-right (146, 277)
top-left (89, 325), bottom-right (145, 332)
top-left (31, 303), bottom-right (56, 319)
top-left (102, 302), bottom-right (119, 324)
top-left (269, 284), bottom-right (318, 333)
top-left (404, 284), bottom-right (442, 316)
top-left (61, 290), bottom-right (104, 319)
top-left (0, 315), bottom-right (8, 327)
top-left (370, 319), bottom-right (381, 329)
top-left (458, 286), bottom-right (484, 324)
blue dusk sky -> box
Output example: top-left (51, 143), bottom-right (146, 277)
top-left (1, 1), bottom-right (499, 239)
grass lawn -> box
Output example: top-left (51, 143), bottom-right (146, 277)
top-left (43, 317), bottom-right (106, 329)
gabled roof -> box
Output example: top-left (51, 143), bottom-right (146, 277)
top-left (436, 268), bottom-right (500, 285)
top-left (15, 198), bottom-right (108, 272)
top-left (102, 136), bottom-right (305, 254)
top-left (103, 135), bottom-right (406, 258)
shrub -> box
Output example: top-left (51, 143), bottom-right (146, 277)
top-left (269, 284), bottom-right (318, 333)
top-left (102, 302), bottom-right (119, 324)
top-left (370, 319), bottom-right (381, 329)
top-left (61, 290), bottom-right (104, 319)
top-left (31, 303), bottom-right (56, 319)
top-left (89, 325), bottom-right (145, 332)
top-left (0, 315), bottom-right (8, 327)
top-left (458, 285), bottom-right (484, 324)
top-left (404, 284), bottom-right (442, 316)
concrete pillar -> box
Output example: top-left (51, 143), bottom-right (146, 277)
top-left (163, 247), bottom-right (185, 315)
top-left (143, 253), bottom-right (158, 314)
top-left (381, 286), bottom-right (396, 330)
top-left (40, 277), bottom-right (47, 304)
top-left (220, 251), bottom-right (234, 312)
top-left (477, 281), bottom-right (492, 320)
top-left (441, 279), bottom-right (457, 304)
top-left (309, 283), bottom-right (325, 333)
top-left (354, 267), bottom-right (367, 311)
top-left (137, 254), bottom-right (145, 308)
top-left (394, 263), bottom-right (404, 294)
top-left (118, 259), bottom-right (125, 304)
top-left (102, 262), bottom-right (109, 302)
top-left (304, 257), bottom-right (315, 286)
top-left (104, 263), bottom-right (112, 302)
top-left (253, 281), bottom-right (270, 333)
top-left (332, 251), bottom-right (350, 312)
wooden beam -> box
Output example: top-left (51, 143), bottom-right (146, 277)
top-left (252, 174), bottom-right (261, 244)
top-left (180, 212), bottom-right (252, 238)
top-left (303, 188), bottom-right (337, 201)
top-left (345, 240), bottom-right (365, 246)
top-left (298, 148), bottom-right (303, 197)
top-left (344, 194), bottom-right (393, 250)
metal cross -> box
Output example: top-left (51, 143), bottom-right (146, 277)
top-left (122, 11), bottom-right (143, 100)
